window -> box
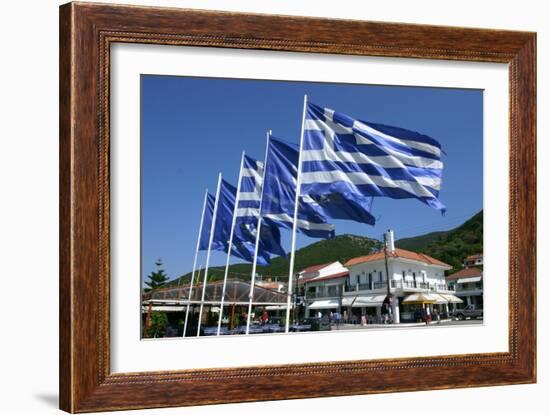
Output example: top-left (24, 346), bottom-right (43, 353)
top-left (379, 271), bottom-right (383, 281)
top-left (402, 271), bottom-right (406, 278)
top-left (356, 275), bottom-right (361, 284)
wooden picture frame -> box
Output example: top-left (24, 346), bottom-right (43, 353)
top-left (59, 2), bottom-right (536, 412)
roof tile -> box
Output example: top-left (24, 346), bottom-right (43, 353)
top-left (344, 248), bottom-right (451, 268)
top-left (446, 267), bottom-right (483, 280)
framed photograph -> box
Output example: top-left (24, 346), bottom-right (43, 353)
top-left (59, 2), bottom-right (536, 412)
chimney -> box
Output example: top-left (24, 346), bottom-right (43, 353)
top-left (386, 229), bottom-right (395, 253)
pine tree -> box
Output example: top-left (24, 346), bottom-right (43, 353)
top-left (144, 259), bottom-right (169, 292)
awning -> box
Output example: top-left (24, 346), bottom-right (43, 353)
top-left (308, 299), bottom-right (340, 310)
top-left (440, 294), bottom-right (464, 303)
top-left (265, 305), bottom-right (288, 311)
top-left (402, 293), bottom-right (438, 304)
top-left (141, 305), bottom-right (185, 312)
top-left (341, 295), bottom-right (385, 307)
top-left (456, 276), bottom-right (482, 284)
top-left (430, 293), bottom-right (449, 304)
top-left (342, 297), bottom-right (355, 307)
top-left (141, 305), bottom-right (221, 312)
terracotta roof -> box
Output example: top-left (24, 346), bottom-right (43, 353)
top-left (465, 254), bottom-right (483, 261)
top-left (299, 262), bottom-right (334, 274)
top-left (344, 248), bottom-right (451, 269)
top-left (446, 267), bottom-right (483, 280)
top-left (299, 271), bottom-right (349, 285)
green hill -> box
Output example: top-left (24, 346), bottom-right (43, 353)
top-left (396, 210), bottom-right (483, 274)
top-left (167, 234), bottom-right (381, 286)
top-left (395, 230), bottom-right (450, 252)
top-left (166, 210), bottom-right (483, 286)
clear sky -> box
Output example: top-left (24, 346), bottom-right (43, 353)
top-left (141, 75), bottom-right (483, 282)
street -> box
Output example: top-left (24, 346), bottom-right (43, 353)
top-left (330, 318), bottom-right (483, 330)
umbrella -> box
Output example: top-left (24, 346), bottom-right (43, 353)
top-left (402, 293), bottom-right (438, 304)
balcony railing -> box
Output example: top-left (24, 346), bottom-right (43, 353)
top-left (430, 283), bottom-right (450, 292)
top-left (306, 287), bottom-right (342, 299)
top-left (343, 279), bottom-right (452, 293)
top-left (373, 281), bottom-right (388, 289)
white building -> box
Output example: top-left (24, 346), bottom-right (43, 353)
top-left (446, 265), bottom-right (483, 309)
top-left (300, 230), bottom-right (461, 324)
top-left (298, 262), bottom-right (349, 316)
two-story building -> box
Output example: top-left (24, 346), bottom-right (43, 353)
top-left (300, 230), bottom-right (462, 324)
top-left (343, 230), bottom-right (458, 323)
top-left (446, 265), bottom-right (483, 310)
top-left (298, 262), bottom-right (349, 317)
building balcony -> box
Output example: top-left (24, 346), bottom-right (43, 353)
top-left (343, 280), bottom-right (454, 295)
top-left (345, 282), bottom-right (387, 293)
top-left (305, 289), bottom-right (342, 299)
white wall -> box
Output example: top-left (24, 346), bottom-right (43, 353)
top-left (0, 1), bottom-right (546, 414)
top-left (348, 260), bottom-right (447, 286)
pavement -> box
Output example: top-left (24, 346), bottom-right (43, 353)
top-left (330, 318), bottom-right (483, 330)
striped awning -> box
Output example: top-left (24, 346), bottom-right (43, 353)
top-left (342, 295), bottom-right (386, 307)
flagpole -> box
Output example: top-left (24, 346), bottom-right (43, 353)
top-left (217, 152), bottom-right (245, 335)
top-left (197, 173), bottom-right (222, 336)
top-left (285, 95), bottom-right (308, 333)
top-left (245, 131), bottom-right (271, 335)
top-left (182, 189), bottom-right (209, 337)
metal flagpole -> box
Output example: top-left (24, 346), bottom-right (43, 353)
top-left (216, 152), bottom-right (246, 335)
top-left (245, 131), bottom-right (271, 335)
top-left (182, 189), bottom-right (209, 337)
top-left (285, 95), bottom-right (308, 333)
top-left (197, 173), bottom-right (222, 336)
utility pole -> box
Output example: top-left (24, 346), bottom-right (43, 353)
top-left (383, 232), bottom-right (393, 322)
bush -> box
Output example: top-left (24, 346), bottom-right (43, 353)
top-left (146, 311), bottom-right (169, 338)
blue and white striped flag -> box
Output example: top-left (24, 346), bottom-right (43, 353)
top-left (198, 193), bottom-right (225, 252)
top-left (262, 136), bottom-right (335, 239)
top-left (301, 102), bottom-right (446, 214)
top-left (234, 155), bottom-right (286, 259)
top-left (213, 179), bottom-right (274, 266)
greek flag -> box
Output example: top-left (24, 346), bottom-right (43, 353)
top-left (301, 102), bottom-right (446, 214)
top-left (234, 155), bottom-right (286, 259)
top-left (198, 193), bottom-right (225, 251)
top-left (262, 136), bottom-right (335, 239)
top-left (212, 180), bottom-right (237, 253)
top-left (213, 179), bottom-right (273, 266)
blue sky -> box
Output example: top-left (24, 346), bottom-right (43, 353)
top-left (141, 75), bottom-right (483, 282)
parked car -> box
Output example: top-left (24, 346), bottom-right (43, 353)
top-left (232, 322), bottom-right (265, 335)
top-left (263, 321), bottom-right (283, 333)
top-left (290, 321), bottom-right (312, 332)
top-left (293, 317), bottom-right (331, 331)
top-left (453, 304), bottom-right (483, 320)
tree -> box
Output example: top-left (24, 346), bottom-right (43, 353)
top-left (144, 259), bottom-right (169, 292)
top-left (146, 311), bottom-right (169, 338)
